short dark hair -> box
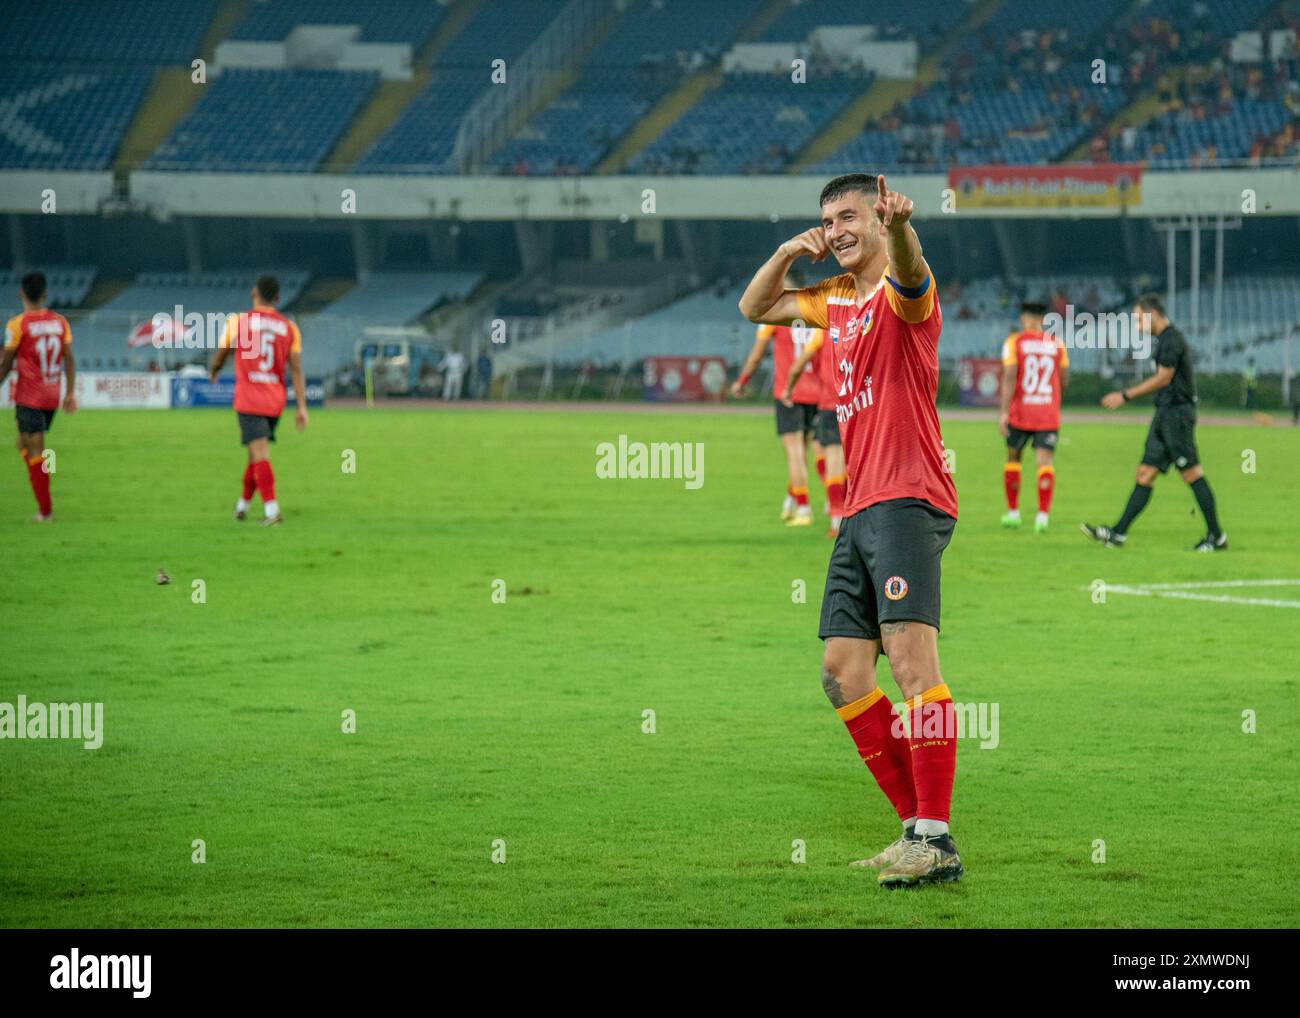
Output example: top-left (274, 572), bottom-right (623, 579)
top-left (1020, 300), bottom-right (1048, 316)
top-left (820, 173), bottom-right (878, 207)
top-left (20, 271), bottom-right (46, 303)
top-left (255, 274), bottom-right (280, 304)
top-left (1134, 292), bottom-right (1165, 316)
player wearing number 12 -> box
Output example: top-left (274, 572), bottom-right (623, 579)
top-left (998, 301), bottom-right (1068, 533)
top-left (0, 271), bottom-right (77, 522)
top-left (208, 275), bottom-right (308, 526)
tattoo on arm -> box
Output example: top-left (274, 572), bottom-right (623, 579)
top-left (821, 667), bottom-right (847, 708)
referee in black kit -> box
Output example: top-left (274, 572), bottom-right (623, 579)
top-left (1081, 293), bottom-right (1227, 552)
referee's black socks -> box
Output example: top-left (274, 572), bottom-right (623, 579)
top-left (1190, 476), bottom-right (1222, 537)
top-left (1114, 483), bottom-right (1153, 536)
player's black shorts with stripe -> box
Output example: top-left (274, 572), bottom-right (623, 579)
top-left (1141, 404), bottom-right (1199, 472)
top-left (815, 408), bottom-right (840, 446)
top-left (238, 412), bottom-right (279, 445)
top-left (775, 400), bottom-right (817, 436)
top-left (1006, 426), bottom-right (1057, 452)
top-left (819, 497), bottom-right (956, 640)
top-left (15, 404), bottom-right (55, 434)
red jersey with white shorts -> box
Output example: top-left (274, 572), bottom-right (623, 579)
top-left (219, 306), bottom-right (302, 417)
top-left (5, 309), bottom-right (71, 410)
top-left (1001, 328), bottom-right (1068, 432)
top-left (795, 268), bottom-right (956, 520)
top-left (761, 323), bottom-right (822, 404)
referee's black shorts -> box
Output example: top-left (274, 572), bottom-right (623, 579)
top-left (1141, 405), bottom-right (1199, 472)
top-left (819, 497), bottom-right (955, 641)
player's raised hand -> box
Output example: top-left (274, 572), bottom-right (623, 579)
top-left (873, 175), bottom-right (914, 235)
top-left (781, 227), bottom-right (830, 263)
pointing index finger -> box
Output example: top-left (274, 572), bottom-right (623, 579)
top-left (877, 174), bottom-right (888, 199)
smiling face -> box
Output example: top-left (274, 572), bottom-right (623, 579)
top-left (820, 190), bottom-right (881, 273)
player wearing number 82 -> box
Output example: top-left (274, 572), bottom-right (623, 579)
top-left (998, 301), bottom-right (1068, 533)
top-left (208, 275), bottom-right (309, 526)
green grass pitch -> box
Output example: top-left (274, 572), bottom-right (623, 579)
top-left (1, 406), bottom-right (1297, 928)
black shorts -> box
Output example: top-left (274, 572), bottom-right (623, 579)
top-left (775, 400), bottom-right (817, 437)
top-left (238, 412), bottom-right (280, 445)
top-left (815, 408), bottom-right (840, 446)
top-left (1006, 426), bottom-right (1057, 453)
top-left (1141, 405), bottom-right (1199, 472)
top-left (819, 497), bottom-right (956, 641)
top-left (16, 405), bottom-right (55, 434)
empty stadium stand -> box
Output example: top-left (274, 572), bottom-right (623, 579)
top-left (0, 67), bottom-right (153, 170)
top-left (0, 0), bottom-right (218, 64)
top-left (147, 68), bottom-right (378, 172)
top-left (229, 0), bottom-right (449, 46)
top-left (318, 271), bottom-right (484, 324)
top-left (356, 0), bottom-right (566, 173)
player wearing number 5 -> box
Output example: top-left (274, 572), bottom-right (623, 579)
top-left (998, 301), bottom-right (1068, 533)
top-left (0, 271), bottom-right (77, 522)
top-left (209, 275), bottom-right (308, 526)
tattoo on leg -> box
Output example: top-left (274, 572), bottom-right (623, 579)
top-left (821, 667), bottom-right (847, 708)
top-left (880, 621), bottom-right (910, 637)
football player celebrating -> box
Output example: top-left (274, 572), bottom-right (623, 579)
top-left (740, 174), bottom-right (962, 888)
top-left (999, 300), bottom-right (1068, 533)
top-left (209, 275), bottom-right (308, 526)
top-left (0, 271), bottom-right (77, 522)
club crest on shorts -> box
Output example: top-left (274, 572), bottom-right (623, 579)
top-left (884, 575), bottom-right (908, 600)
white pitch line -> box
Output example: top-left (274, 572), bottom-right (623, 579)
top-left (1096, 583), bottom-right (1300, 609)
top-left (1133, 579), bottom-right (1300, 591)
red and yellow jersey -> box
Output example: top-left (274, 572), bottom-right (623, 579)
top-left (760, 323), bottom-right (822, 405)
top-left (4, 309), bottom-right (71, 410)
top-left (1002, 328), bottom-right (1068, 432)
top-left (218, 306), bottom-right (301, 417)
top-left (794, 267), bottom-right (956, 520)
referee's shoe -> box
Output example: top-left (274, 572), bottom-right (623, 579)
top-left (1080, 523), bottom-right (1125, 547)
top-left (1193, 531), bottom-right (1228, 552)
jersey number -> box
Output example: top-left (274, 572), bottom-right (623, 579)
top-left (35, 335), bottom-right (62, 379)
top-left (1022, 355), bottom-right (1054, 396)
top-left (257, 332), bottom-right (276, 373)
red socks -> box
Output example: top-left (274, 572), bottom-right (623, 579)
top-left (242, 464), bottom-right (256, 500)
top-left (22, 450), bottom-right (52, 516)
top-left (907, 683), bottom-right (956, 824)
top-left (792, 485), bottom-right (809, 508)
top-left (815, 454), bottom-right (826, 485)
top-left (1003, 462), bottom-right (1020, 510)
top-left (826, 473), bottom-right (846, 517)
top-left (1037, 465), bottom-right (1055, 514)
top-left (253, 460), bottom-right (276, 503)
top-left (839, 689), bottom-right (916, 823)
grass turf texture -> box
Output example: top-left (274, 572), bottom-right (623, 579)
top-left (1, 407), bottom-right (1297, 928)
